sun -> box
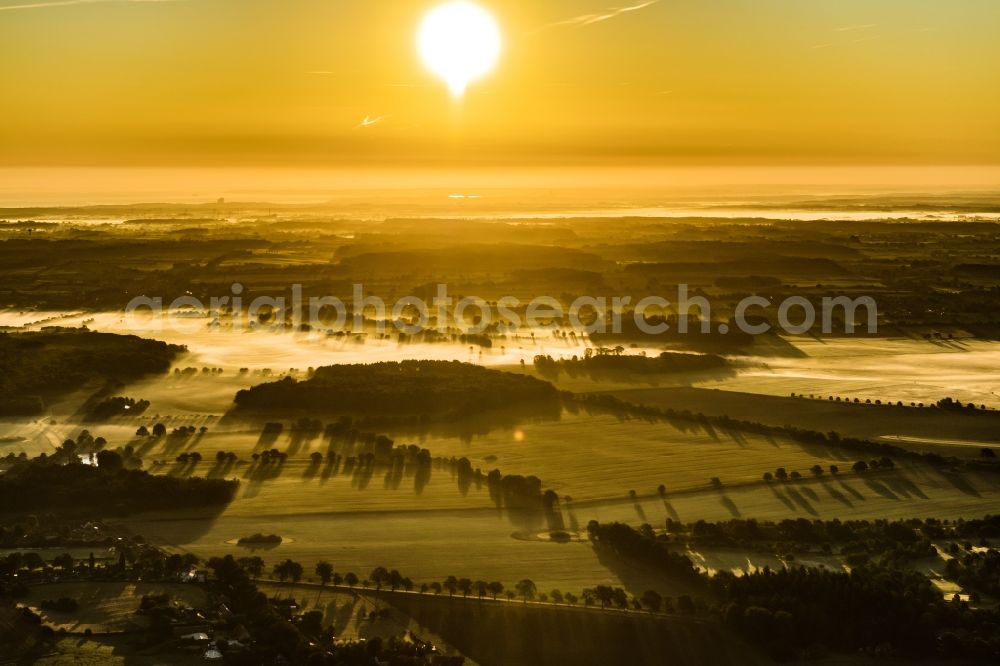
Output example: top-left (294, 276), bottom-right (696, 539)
top-left (417, 2), bottom-right (501, 98)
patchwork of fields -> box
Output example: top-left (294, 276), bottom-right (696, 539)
top-left (117, 407), bottom-right (1000, 595)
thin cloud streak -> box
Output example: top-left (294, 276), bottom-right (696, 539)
top-left (546, 0), bottom-right (659, 29)
top-left (354, 115), bottom-right (388, 130)
top-left (834, 24), bottom-right (876, 32)
top-left (0, 0), bottom-right (178, 10)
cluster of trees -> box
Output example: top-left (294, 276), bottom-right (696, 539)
top-left (84, 396), bottom-right (150, 421)
top-left (937, 397), bottom-right (994, 413)
top-left (237, 533), bottom-right (282, 546)
top-left (252, 449), bottom-right (288, 464)
top-left (0, 551), bottom-right (48, 580)
top-left (233, 360), bottom-right (560, 419)
top-left (533, 350), bottom-right (727, 381)
top-left (944, 515), bottom-right (1000, 540)
top-left (586, 521), bottom-right (705, 587)
top-left (485, 469), bottom-right (545, 509)
top-left (0, 451), bottom-right (237, 514)
top-left (19, 436), bottom-right (140, 471)
top-left (173, 366), bottom-right (225, 376)
top-left (1, 540), bottom-right (201, 597)
top-left (670, 517), bottom-right (940, 565)
top-left (0, 330), bottom-right (183, 415)
top-left (39, 597), bottom-right (78, 613)
top-left (458, 333), bottom-right (492, 348)
top-left (943, 549), bottom-right (1000, 600)
top-left (272, 559), bottom-right (304, 583)
top-left (789, 392), bottom-right (996, 414)
top-left (587, 519), bottom-right (1000, 661)
top-left (174, 451), bottom-right (202, 464)
top-left (135, 423), bottom-right (207, 441)
top-left (715, 565), bottom-right (1000, 661)
top-left (762, 458), bottom-right (893, 483)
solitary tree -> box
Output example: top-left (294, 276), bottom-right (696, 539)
top-left (96, 450), bottom-right (124, 472)
top-left (641, 589), bottom-right (663, 613)
top-left (273, 561), bottom-right (288, 582)
top-left (22, 552), bottom-right (44, 571)
top-left (237, 556), bottom-right (264, 580)
top-left (515, 579), bottom-right (537, 603)
top-left (487, 581), bottom-right (503, 600)
top-left (594, 585), bottom-right (614, 609)
top-left (53, 553), bottom-right (74, 571)
top-left (315, 561), bottom-right (333, 588)
top-left (370, 567), bottom-right (389, 590)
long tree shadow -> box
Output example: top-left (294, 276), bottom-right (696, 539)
top-left (630, 495), bottom-right (648, 523)
top-left (884, 472), bottom-right (928, 499)
top-left (785, 486), bottom-right (818, 516)
top-left (862, 478), bottom-right (899, 501)
top-left (332, 596), bottom-right (359, 636)
top-left (768, 485), bottom-right (795, 511)
top-left (837, 479), bottom-right (865, 501)
top-left (719, 494), bottom-right (741, 518)
top-left (563, 497), bottom-right (581, 532)
top-left (820, 480), bottom-right (853, 508)
top-left (936, 469), bottom-right (982, 497)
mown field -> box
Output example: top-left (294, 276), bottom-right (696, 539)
top-left (31, 636), bottom-right (205, 666)
top-left (117, 406), bottom-right (1000, 596)
top-left (22, 581), bottom-right (206, 633)
top-left (603, 386), bottom-right (1000, 450)
top-left (249, 580), bottom-right (765, 666)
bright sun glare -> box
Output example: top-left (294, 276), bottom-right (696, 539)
top-left (418, 2), bottom-right (501, 98)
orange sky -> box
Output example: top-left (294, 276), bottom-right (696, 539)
top-left (1, 0), bottom-right (999, 168)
